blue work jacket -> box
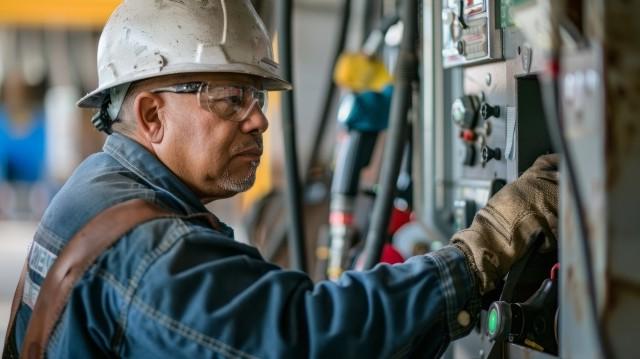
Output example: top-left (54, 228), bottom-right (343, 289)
top-left (12, 133), bottom-right (480, 358)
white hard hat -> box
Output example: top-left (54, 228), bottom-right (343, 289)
top-left (77, 0), bottom-right (291, 109)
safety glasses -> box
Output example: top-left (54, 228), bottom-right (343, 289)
top-left (150, 82), bottom-right (268, 122)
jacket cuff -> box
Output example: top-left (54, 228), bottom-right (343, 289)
top-left (427, 246), bottom-right (481, 340)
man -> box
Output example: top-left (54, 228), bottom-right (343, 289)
top-left (5, 0), bottom-right (558, 358)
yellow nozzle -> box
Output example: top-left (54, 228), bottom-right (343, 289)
top-left (334, 53), bottom-right (393, 92)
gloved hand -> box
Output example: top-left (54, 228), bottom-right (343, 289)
top-left (452, 154), bottom-right (559, 294)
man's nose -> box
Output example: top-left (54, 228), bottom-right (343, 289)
top-left (240, 103), bottom-right (269, 134)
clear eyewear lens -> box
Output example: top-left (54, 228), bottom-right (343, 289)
top-left (198, 83), bottom-right (268, 122)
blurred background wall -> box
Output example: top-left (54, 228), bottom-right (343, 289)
top-left (0, 2), bottom-right (117, 345)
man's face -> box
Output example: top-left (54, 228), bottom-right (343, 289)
top-left (150, 73), bottom-right (269, 202)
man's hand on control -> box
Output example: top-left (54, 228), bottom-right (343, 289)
top-left (452, 154), bottom-right (559, 294)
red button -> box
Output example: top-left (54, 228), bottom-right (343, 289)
top-left (462, 129), bottom-right (476, 142)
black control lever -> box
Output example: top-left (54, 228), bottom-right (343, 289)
top-left (458, 0), bottom-right (469, 29)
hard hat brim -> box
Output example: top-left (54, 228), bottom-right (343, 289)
top-left (77, 63), bottom-right (292, 108)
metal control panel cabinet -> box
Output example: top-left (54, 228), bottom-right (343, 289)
top-left (419, 1), bottom-right (640, 358)
top-left (446, 29), bottom-right (552, 233)
top-left (447, 31), bottom-right (557, 359)
top-left (419, 0), bottom-right (557, 357)
top-left (422, 1), bottom-right (553, 238)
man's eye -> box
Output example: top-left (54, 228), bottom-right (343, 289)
top-left (226, 95), bottom-right (243, 106)
top-left (211, 100), bottom-right (237, 117)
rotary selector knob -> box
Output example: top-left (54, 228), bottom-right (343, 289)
top-left (452, 95), bottom-right (481, 129)
top-left (480, 102), bottom-right (501, 120)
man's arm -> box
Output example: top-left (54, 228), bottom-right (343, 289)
top-left (109, 154), bottom-right (556, 358)
top-left (67, 153), bottom-right (557, 358)
top-left (123, 235), bottom-right (479, 359)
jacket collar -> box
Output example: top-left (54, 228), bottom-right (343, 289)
top-left (103, 133), bottom-right (208, 215)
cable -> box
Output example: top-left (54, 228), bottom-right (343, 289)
top-left (361, 0), bottom-right (418, 270)
top-left (540, 55), bottom-right (613, 359)
top-left (539, 4), bottom-right (611, 355)
top-left (305, 0), bottom-right (352, 179)
top-left (277, 0), bottom-right (307, 272)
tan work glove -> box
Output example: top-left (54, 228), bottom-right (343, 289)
top-left (452, 154), bottom-right (559, 294)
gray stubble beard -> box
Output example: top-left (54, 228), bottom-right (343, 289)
top-left (217, 160), bottom-right (259, 193)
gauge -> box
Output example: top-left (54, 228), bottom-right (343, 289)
top-left (451, 94), bottom-right (481, 129)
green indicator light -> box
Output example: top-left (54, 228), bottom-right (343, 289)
top-left (488, 308), bottom-right (498, 335)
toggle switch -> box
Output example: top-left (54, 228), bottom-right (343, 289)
top-left (481, 145), bottom-right (501, 166)
top-left (480, 102), bottom-right (500, 120)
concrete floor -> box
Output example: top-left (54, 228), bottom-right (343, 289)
top-left (0, 221), bottom-right (36, 349)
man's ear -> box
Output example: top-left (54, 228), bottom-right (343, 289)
top-left (133, 91), bottom-right (165, 144)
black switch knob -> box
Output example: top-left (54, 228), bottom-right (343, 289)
top-left (481, 145), bottom-right (501, 166)
top-left (457, 40), bottom-right (466, 56)
top-left (463, 144), bottom-right (476, 167)
top-left (480, 102), bottom-right (500, 120)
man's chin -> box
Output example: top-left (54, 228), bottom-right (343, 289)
top-left (200, 182), bottom-right (254, 203)
top-left (199, 166), bottom-right (258, 202)
top-left (218, 174), bottom-right (256, 194)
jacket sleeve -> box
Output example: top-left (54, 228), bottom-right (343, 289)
top-left (122, 228), bottom-right (480, 359)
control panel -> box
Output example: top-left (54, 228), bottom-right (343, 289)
top-left (447, 14), bottom-right (558, 359)
top-left (420, 2), bottom-right (558, 358)
top-left (442, 0), bottom-right (502, 68)
top-left (446, 57), bottom-right (557, 359)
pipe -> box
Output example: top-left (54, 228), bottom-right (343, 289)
top-left (276, 0), bottom-right (307, 272)
top-left (361, 0), bottom-right (418, 270)
top-left (261, 0), bottom-right (353, 272)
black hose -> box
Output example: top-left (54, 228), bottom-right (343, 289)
top-left (362, 0), bottom-right (418, 270)
top-left (363, 0), bottom-right (382, 39)
top-left (262, 0), bottom-right (353, 272)
top-left (306, 0), bottom-right (352, 177)
top-left (276, 0), bottom-right (307, 272)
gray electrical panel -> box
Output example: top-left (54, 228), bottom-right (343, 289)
top-left (419, 0), bottom-right (557, 357)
